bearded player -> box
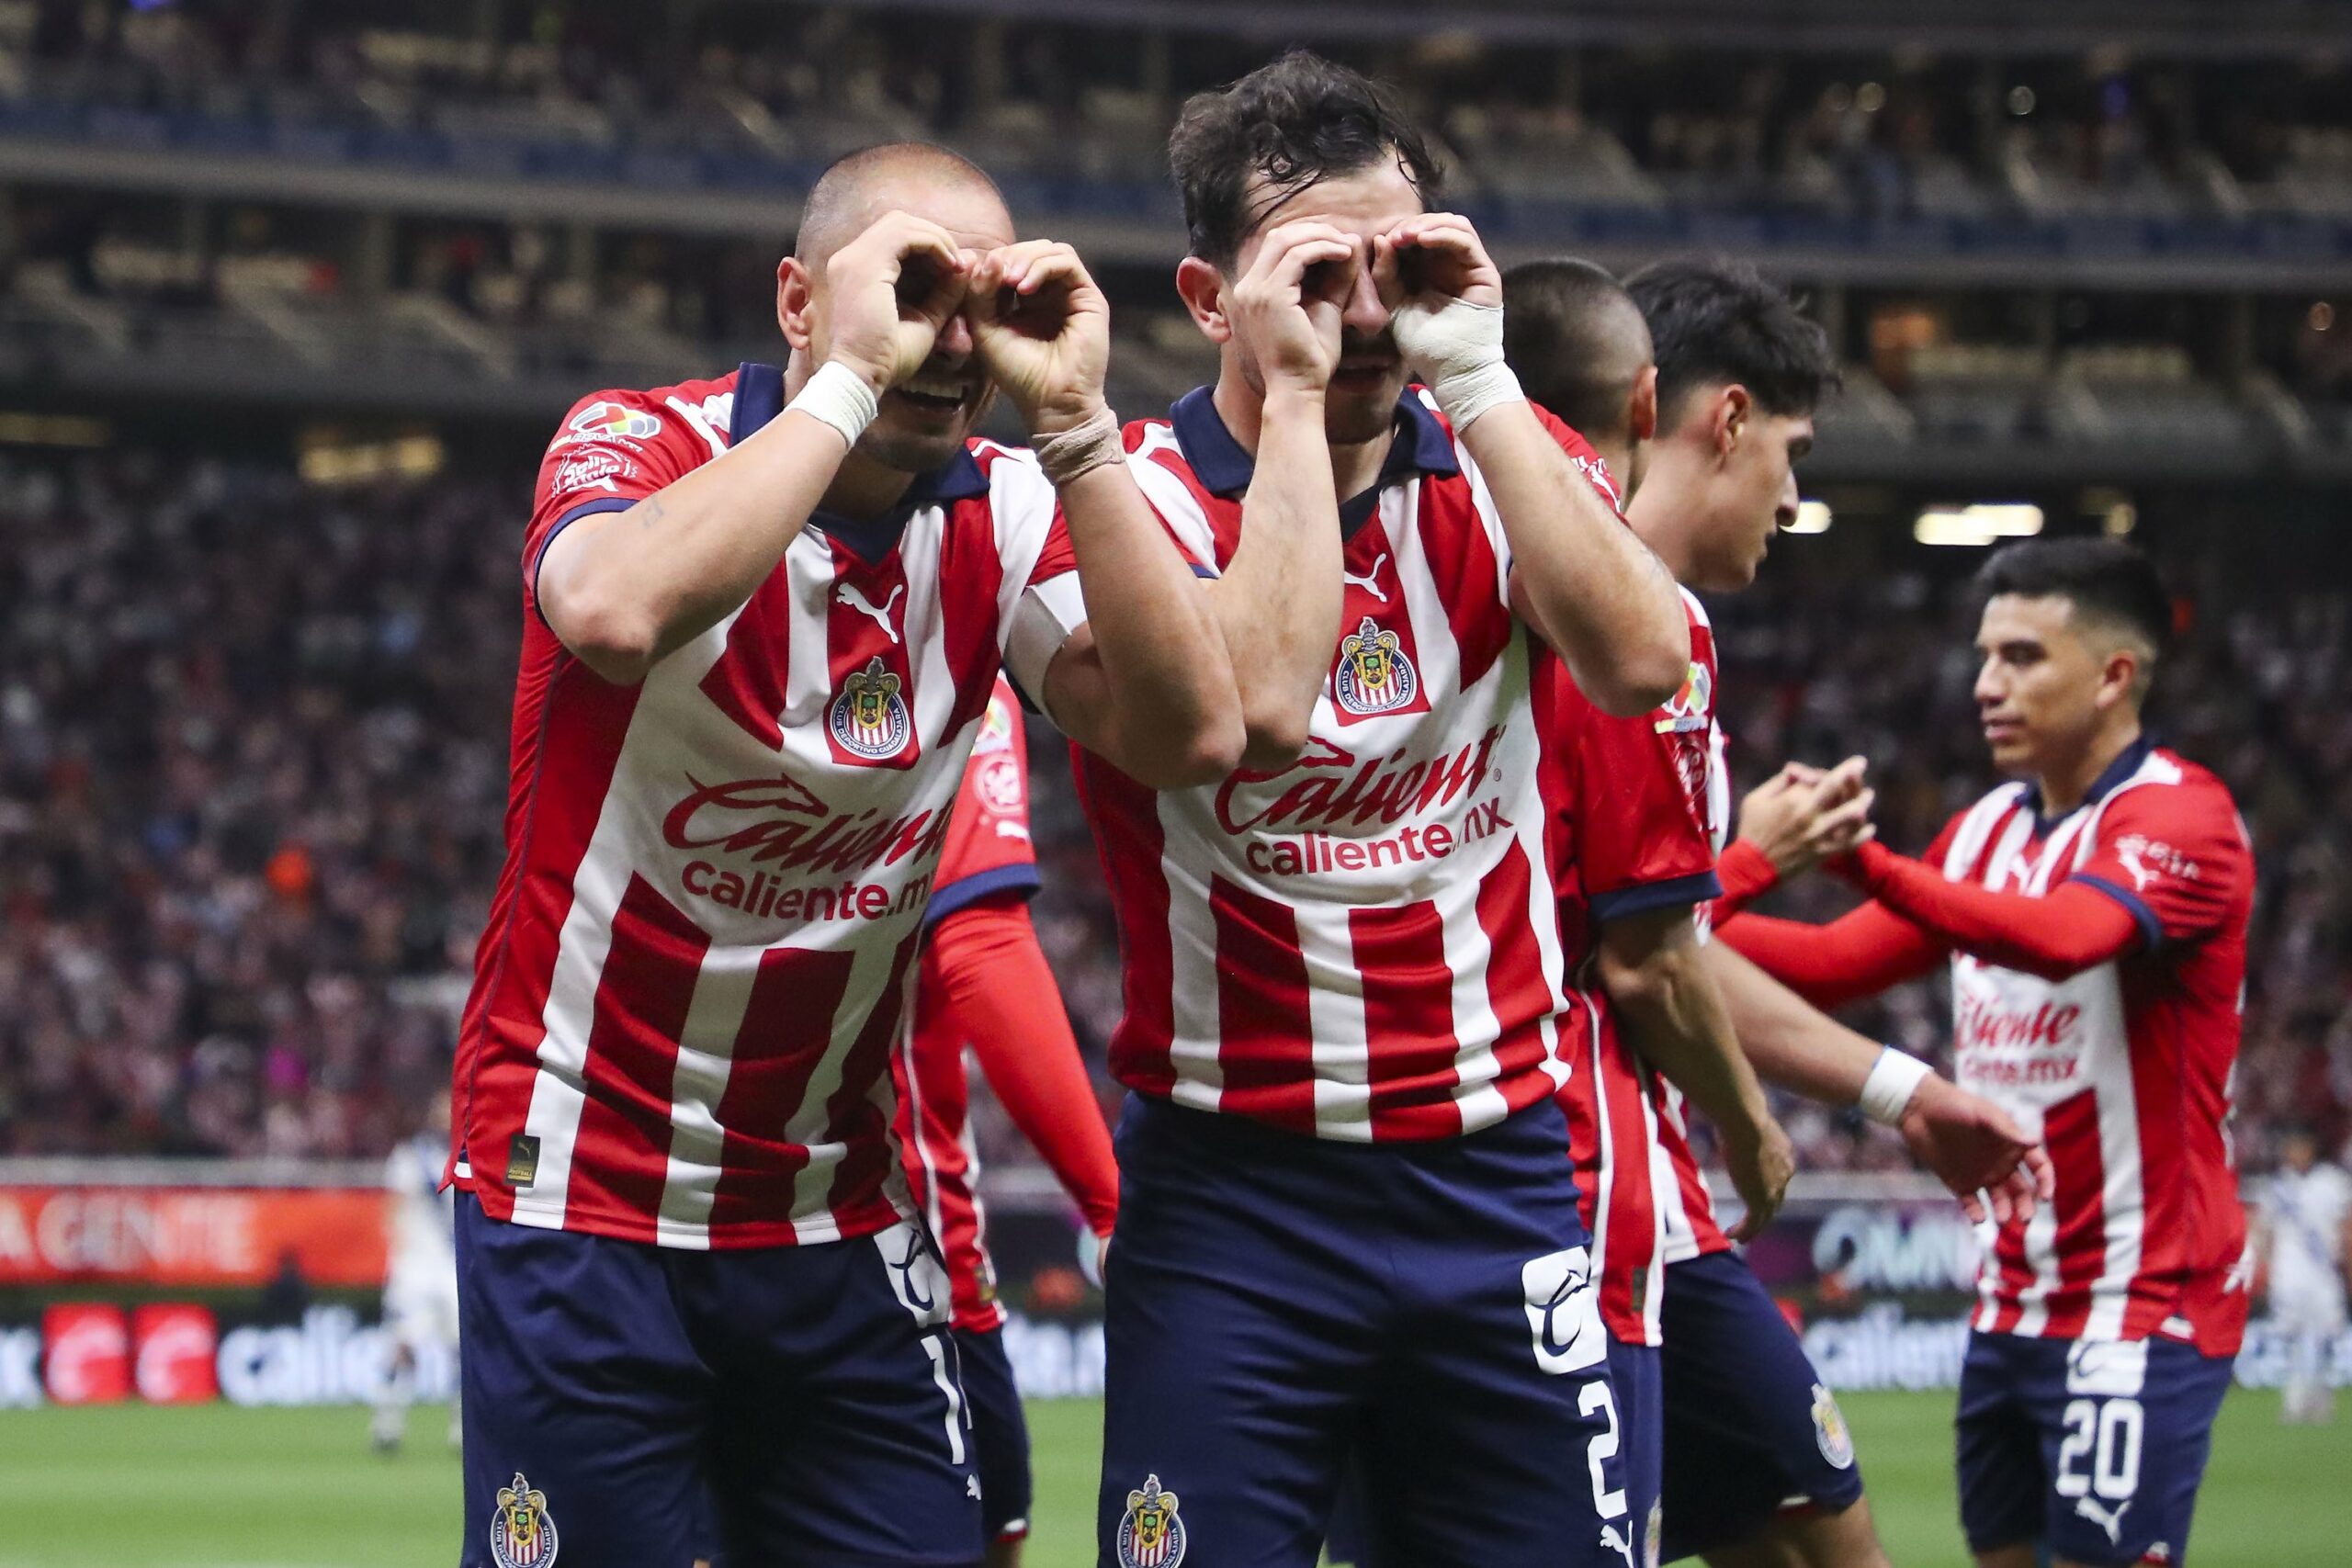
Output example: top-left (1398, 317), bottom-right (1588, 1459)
top-left (1006, 51), bottom-right (1693, 1568)
top-left (1721, 537), bottom-right (2253, 1568)
top-left (451, 142), bottom-right (1239, 1568)
top-left (1497, 256), bottom-right (2049, 1568)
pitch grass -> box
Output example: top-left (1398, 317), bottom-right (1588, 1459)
top-left (0, 1391), bottom-right (2341, 1566)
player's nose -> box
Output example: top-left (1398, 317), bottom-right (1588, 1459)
top-left (1340, 259), bottom-right (1391, 337)
top-left (933, 311), bottom-right (977, 361)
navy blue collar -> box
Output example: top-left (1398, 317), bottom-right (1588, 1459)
top-left (729, 361), bottom-right (989, 565)
top-left (2026, 733), bottom-right (2154, 830)
top-left (1167, 384), bottom-right (1460, 537)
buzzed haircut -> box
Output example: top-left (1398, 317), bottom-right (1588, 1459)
top-left (1168, 51), bottom-right (1442, 269)
top-left (795, 141), bottom-right (1004, 265)
top-left (1623, 255), bottom-right (1838, 428)
top-left (1500, 259), bottom-right (1653, 448)
top-left (1976, 537), bottom-right (2174, 668)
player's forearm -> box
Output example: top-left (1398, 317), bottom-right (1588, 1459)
top-left (1459, 402), bottom-right (1687, 716)
top-left (1053, 460), bottom-right (1243, 784)
top-left (1215, 388), bottom-right (1344, 766)
top-left (1598, 915), bottom-right (1776, 1150)
top-left (1704, 941), bottom-right (1882, 1105)
top-left (538, 411), bottom-right (849, 683)
top-left (1714, 903), bottom-right (1948, 1010)
top-left (1711, 840), bottom-right (1781, 922)
top-left (933, 903), bottom-right (1121, 1236)
top-left (1837, 842), bottom-right (2141, 979)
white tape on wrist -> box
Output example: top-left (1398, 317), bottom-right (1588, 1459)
top-left (1391, 296), bottom-right (1523, 431)
top-left (1035, 404), bottom-right (1124, 488)
top-left (1859, 1046), bottom-right (1932, 1127)
top-left (789, 361), bottom-right (880, 446)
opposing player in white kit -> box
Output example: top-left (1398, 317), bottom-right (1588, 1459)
top-left (2256, 1123), bottom-right (2352, 1423)
top-left (374, 1089), bottom-right (459, 1452)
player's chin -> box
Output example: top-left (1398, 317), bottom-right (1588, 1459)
top-left (865, 400), bottom-right (978, 470)
top-left (1325, 370), bottom-right (1405, 442)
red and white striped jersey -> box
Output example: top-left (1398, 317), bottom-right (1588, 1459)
top-left (893, 680), bottom-right (1039, 1332)
top-left (1936, 741), bottom-right (2253, 1353)
top-left (1537, 585), bottom-right (1724, 1344)
top-left (1639, 591), bottom-right (1736, 1266)
top-left (1043, 387), bottom-right (1600, 1141)
top-left (452, 365), bottom-right (1075, 1249)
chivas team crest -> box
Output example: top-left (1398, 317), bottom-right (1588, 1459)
top-left (1810, 1382), bottom-right (1856, 1470)
top-left (489, 1472), bottom-right (559, 1567)
top-left (1333, 615), bottom-right (1419, 716)
top-left (829, 656), bottom-right (912, 761)
top-left (1116, 1473), bottom-right (1187, 1567)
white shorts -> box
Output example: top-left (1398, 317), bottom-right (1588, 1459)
top-left (384, 1272), bottom-right (462, 1351)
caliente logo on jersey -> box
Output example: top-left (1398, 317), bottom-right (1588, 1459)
top-left (1333, 615), bottom-right (1419, 716)
top-left (829, 657), bottom-right (912, 761)
top-left (488, 1472), bottom-right (559, 1567)
top-left (1116, 1473), bottom-right (1187, 1567)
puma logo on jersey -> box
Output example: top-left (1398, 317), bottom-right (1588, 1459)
top-left (1599, 1522), bottom-right (1636, 1567)
top-left (839, 583), bottom-right (905, 642)
top-left (2075, 1495), bottom-right (2131, 1546)
top-left (1341, 554), bottom-right (1390, 603)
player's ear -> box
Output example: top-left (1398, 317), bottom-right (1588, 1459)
top-left (776, 255), bottom-right (817, 355)
top-left (1715, 384), bottom-right (1750, 461)
top-left (2096, 645), bottom-right (2143, 712)
top-left (1175, 256), bottom-right (1233, 345)
top-left (1630, 365), bottom-right (1658, 446)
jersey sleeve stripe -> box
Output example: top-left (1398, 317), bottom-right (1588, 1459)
top-left (1586, 870), bottom-right (1726, 924)
top-left (2070, 873), bottom-right (2165, 952)
top-left (530, 496), bottom-right (640, 624)
top-left (925, 864), bottom-right (1043, 928)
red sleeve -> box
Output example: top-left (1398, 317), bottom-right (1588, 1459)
top-left (525, 389), bottom-right (700, 619)
top-left (924, 897), bottom-right (1120, 1238)
top-left (1557, 604), bottom-right (1720, 922)
top-left (2069, 776), bottom-right (2253, 948)
top-left (1834, 840), bottom-right (2143, 980)
top-left (1711, 840), bottom-right (1780, 920)
top-left (1715, 903), bottom-right (1950, 1010)
top-left (928, 679), bottom-right (1041, 921)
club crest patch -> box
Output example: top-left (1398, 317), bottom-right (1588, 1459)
top-left (1116, 1473), bottom-right (1186, 1567)
top-left (1333, 615), bottom-right (1419, 716)
top-left (829, 656), bottom-right (912, 761)
top-left (489, 1472), bottom-right (560, 1567)
top-left (1811, 1382), bottom-right (1856, 1470)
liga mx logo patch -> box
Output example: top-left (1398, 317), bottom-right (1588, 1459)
top-left (1333, 615), bottom-right (1419, 716)
top-left (562, 400), bottom-right (661, 444)
top-left (829, 657), bottom-right (912, 761)
top-left (1116, 1473), bottom-right (1186, 1567)
top-left (488, 1472), bottom-right (559, 1567)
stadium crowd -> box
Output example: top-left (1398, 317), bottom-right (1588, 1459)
top-left (0, 447), bottom-right (2344, 1176)
top-left (6, 0), bottom-right (2349, 218)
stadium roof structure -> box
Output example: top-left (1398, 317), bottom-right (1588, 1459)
top-left (813, 0), bottom-right (2352, 60)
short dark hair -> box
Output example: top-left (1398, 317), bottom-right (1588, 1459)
top-left (1168, 51), bottom-right (1442, 269)
top-left (1500, 259), bottom-right (1652, 446)
top-left (1975, 537), bottom-right (2173, 661)
top-left (1623, 255), bottom-right (1838, 425)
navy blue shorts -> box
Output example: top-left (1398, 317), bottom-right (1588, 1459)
top-left (1657, 1249), bottom-right (1863, 1562)
top-left (1611, 1338), bottom-right (1663, 1568)
top-left (455, 1195), bottom-right (981, 1568)
top-left (1100, 1095), bottom-right (1630, 1568)
top-left (956, 1324), bottom-right (1035, 1544)
top-left (1957, 1331), bottom-right (2233, 1566)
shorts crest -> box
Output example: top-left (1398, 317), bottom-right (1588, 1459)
top-left (1116, 1472), bottom-right (1187, 1567)
top-left (489, 1472), bottom-right (560, 1567)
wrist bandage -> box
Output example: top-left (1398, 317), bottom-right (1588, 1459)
top-left (791, 361), bottom-right (880, 446)
top-left (1035, 404), bottom-right (1124, 488)
top-left (1859, 1045), bottom-right (1933, 1127)
top-left (1391, 296), bottom-right (1522, 431)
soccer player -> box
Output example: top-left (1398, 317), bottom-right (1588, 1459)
top-left (1720, 537), bottom-right (2255, 1568)
top-left (893, 676), bottom-right (1122, 1562)
top-left (2256, 1122), bottom-right (2350, 1424)
top-left (373, 1089), bottom-right (459, 1454)
top-left (449, 142), bottom-right (1241, 1568)
top-left (1019, 51), bottom-right (1693, 1568)
top-left (1501, 256), bottom-right (2050, 1568)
